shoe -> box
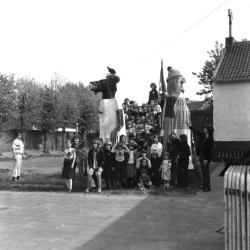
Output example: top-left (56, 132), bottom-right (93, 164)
top-left (97, 188), bottom-right (101, 193)
top-left (85, 189), bottom-right (89, 193)
top-left (12, 177), bottom-right (16, 181)
top-left (16, 176), bottom-right (20, 181)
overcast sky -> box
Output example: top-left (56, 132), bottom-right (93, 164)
top-left (0, 0), bottom-right (250, 104)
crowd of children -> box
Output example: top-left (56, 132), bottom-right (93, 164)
top-left (62, 83), bottom-right (192, 193)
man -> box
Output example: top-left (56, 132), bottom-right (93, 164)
top-left (189, 126), bottom-right (214, 192)
top-left (12, 131), bottom-right (24, 181)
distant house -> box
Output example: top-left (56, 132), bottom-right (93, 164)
top-left (187, 99), bottom-right (213, 151)
top-left (213, 37), bottom-right (250, 157)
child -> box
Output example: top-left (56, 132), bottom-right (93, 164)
top-left (159, 152), bottom-right (172, 189)
top-left (126, 142), bottom-right (138, 188)
top-left (134, 118), bottom-right (145, 139)
top-left (123, 98), bottom-right (130, 109)
top-left (144, 118), bottom-right (153, 134)
top-left (136, 150), bottom-right (152, 188)
top-left (140, 116), bottom-right (146, 124)
top-left (150, 135), bottom-right (163, 186)
top-left (62, 140), bottom-right (76, 192)
top-left (148, 82), bottom-right (159, 104)
top-left (126, 122), bottom-right (136, 141)
top-left (137, 158), bottom-right (152, 190)
top-left (103, 142), bottom-right (114, 189)
top-left (111, 142), bottom-right (129, 189)
top-left (153, 100), bottom-right (162, 128)
top-left (148, 100), bottom-right (156, 125)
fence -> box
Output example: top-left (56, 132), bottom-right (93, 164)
top-left (224, 165), bottom-right (250, 250)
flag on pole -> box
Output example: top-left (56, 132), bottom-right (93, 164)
top-left (159, 59), bottom-right (166, 95)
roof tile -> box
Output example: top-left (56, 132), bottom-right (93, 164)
top-left (214, 40), bottom-right (250, 82)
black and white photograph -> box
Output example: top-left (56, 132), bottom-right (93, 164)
top-left (0, 0), bottom-right (250, 249)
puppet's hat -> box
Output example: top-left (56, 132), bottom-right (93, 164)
top-left (167, 66), bottom-right (184, 82)
top-left (107, 66), bottom-right (116, 75)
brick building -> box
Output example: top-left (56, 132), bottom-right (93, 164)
top-left (213, 37), bottom-right (250, 157)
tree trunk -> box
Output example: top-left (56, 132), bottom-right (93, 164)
top-left (54, 131), bottom-right (58, 150)
top-left (43, 131), bottom-right (48, 153)
top-left (61, 127), bottom-right (65, 151)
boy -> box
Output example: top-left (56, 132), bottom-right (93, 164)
top-left (12, 131), bottom-right (24, 181)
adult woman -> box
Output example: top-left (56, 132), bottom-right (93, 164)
top-left (177, 134), bottom-right (191, 188)
top-left (62, 140), bottom-right (76, 192)
top-left (87, 140), bottom-right (105, 193)
top-left (150, 135), bottom-right (163, 186)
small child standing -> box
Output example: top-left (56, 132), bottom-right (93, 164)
top-left (111, 142), bottom-right (129, 189)
top-left (148, 82), bottom-right (159, 104)
top-left (159, 152), bottom-right (172, 189)
top-left (126, 143), bottom-right (138, 188)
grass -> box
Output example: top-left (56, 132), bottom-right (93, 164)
top-left (0, 156), bottom-right (203, 196)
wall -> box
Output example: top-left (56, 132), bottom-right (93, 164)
top-left (213, 81), bottom-right (250, 141)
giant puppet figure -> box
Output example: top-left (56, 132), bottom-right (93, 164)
top-left (161, 67), bottom-right (194, 168)
top-left (90, 67), bottom-right (126, 144)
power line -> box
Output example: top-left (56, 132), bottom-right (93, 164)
top-left (142, 0), bottom-right (232, 63)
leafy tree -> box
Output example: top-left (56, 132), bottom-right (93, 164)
top-left (195, 41), bottom-right (224, 97)
top-left (0, 74), bottom-right (17, 129)
top-left (15, 78), bottom-right (41, 130)
top-left (35, 86), bottom-right (60, 152)
top-left (57, 83), bottom-right (81, 149)
top-left (77, 83), bottom-right (100, 133)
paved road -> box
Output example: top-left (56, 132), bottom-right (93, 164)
top-left (0, 164), bottom-right (224, 250)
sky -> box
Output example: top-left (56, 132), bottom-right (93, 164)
top-left (0, 0), bottom-right (250, 105)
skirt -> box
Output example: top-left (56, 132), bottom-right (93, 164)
top-left (62, 158), bottom-right (74, 179)
top-left (127, 163), bottom-right (135, 178)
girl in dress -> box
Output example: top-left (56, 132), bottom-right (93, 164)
top-left (62, 140), bottom-right (76, 192)
top-left (150, 135), bottom-right (163, 186)
top-left (159, 152), bottom-right (172, 189)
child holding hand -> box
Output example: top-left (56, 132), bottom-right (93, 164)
top-left (159, 152), bottom-right (172, 189)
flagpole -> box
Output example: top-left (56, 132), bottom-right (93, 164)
top-left (159, 59), bottom-right (168, 153)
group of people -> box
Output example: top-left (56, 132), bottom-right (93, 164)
top-left (62, 134), bottom-right (174, 193)
top-left (61, 82), bottom-right (214, 193)
top-left (10, 81), bottom-right (214, 194)
top-left (62, 125), bottom-right (214, 194)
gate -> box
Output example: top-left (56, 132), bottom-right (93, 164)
top-left (224, 165), bottom-right (250, 250)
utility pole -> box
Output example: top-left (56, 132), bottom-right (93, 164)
top-left (228, 9), bottom-right (233, 38)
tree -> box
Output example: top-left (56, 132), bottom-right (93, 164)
top-left (57, 83), bottom-right (81, 149)
top-left (77, 83), bottom-right (100, 133)
top-left (0, 74), bottom-right (17, 129)
top-left (195, 41), bottom-right (224, 97)
top-left (34, 86), bottom-right (60, 152)
top-left (57, 82), bottom-right (100, 148)
top-left (15, 78), bottom-right (41, 130)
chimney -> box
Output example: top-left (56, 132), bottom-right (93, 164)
top-left (225, 37), bottom-right (234, 48)
top-left (226, 9), bottom-right (234, 48)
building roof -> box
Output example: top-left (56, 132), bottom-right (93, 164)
top-left (214, 40), bottom-right (250, 82)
